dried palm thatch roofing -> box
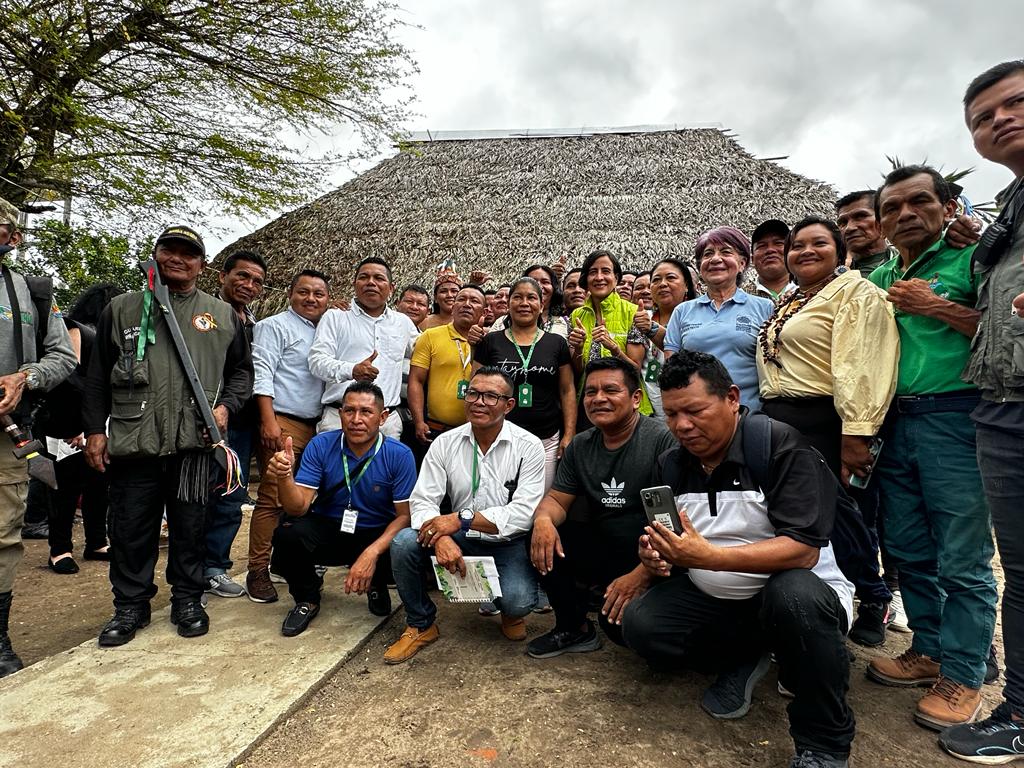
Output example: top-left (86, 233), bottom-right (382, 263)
top-left (218, 125), bottom-right (836, 314)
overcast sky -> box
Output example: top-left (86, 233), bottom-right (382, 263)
top-left (210, 0), bottom-right (1024, 253)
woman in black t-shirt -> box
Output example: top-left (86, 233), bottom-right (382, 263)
top-left (474, 277), bottom-right (576, 490)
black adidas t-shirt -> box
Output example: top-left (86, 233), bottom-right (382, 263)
top-left (553, 415), bottom-right (676, 542)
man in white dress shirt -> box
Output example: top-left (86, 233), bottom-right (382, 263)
top-left (384, 367), bottom-right (546, 664)
top-left (308, 257), bottom-right (417, 439)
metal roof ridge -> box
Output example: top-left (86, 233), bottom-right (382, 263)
top-left (398, 123), bottom-right (725, 143)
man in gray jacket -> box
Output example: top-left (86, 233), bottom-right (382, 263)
top-left (940, 59), bottom-right (1024, 762)
top-left (0, 198), bottom-right (76, 677)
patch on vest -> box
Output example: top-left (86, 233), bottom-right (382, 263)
top-left (192, 312), bottom-right (218, 332)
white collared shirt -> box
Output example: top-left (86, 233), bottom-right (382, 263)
top-left (252, 307), bottom-right (324, 419)
top-left (410, 421), bottom-right (546, 541)
top-left (308, 303), bottom-right (418, 407)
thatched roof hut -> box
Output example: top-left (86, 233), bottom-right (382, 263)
top-left (218, 125), bottom-right (836, 312)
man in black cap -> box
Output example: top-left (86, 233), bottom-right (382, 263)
top-left (83, 225), bottom-right (253, 645)
top-left (750, 219), bottom-right (795, 303)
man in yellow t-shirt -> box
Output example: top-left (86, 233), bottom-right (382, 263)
top-left (408, 285), bottom-right (487, 464)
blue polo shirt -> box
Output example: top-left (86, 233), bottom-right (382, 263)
top-left (294, 431), bottom-right (417, 529)
top-left (664, 290), bottom-right (774, 410)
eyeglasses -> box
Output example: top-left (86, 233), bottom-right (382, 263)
top-left (464, 389), bottom-right (511, 406)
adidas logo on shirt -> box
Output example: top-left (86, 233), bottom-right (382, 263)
top-left (601, 477), bottom-right (627, 507)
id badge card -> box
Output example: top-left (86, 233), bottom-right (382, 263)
top-left (456, 379), bottom-right (469, 399)
top-left (644, 359), bottom-right (662, 383)
top-left (517, 383), bottom-right (533, 407)
top-left (341, 507), bottom-right (359, 534)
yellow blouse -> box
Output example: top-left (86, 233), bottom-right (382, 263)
top-left (757, 270), bottom-right (900, 436)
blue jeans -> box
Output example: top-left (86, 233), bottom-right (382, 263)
top-left (390, 528), bottom-right (537, 629)
top-left (976, 424), bottom-right (1024, 714)
top-left (876, 410), bottom-right (997, 687)
top-left (204, 426), bottom-right (252, 578)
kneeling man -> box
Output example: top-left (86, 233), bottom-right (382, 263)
top-left (268, 381), bottom-right (416, 636)
top-left (386, 367), bottom-right (545, 663)
top-left (623, 350), bottom-right (855, 768)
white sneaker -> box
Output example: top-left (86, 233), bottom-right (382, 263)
top-left (887, 590), bottom-right (911, 633)
top-left (206, 573), bottom-right (246, 598)
top-left (268, 570), bottom-right (286, 584)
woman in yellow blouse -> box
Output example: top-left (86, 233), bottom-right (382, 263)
top-left (757, 215), bottom-right (900, 483)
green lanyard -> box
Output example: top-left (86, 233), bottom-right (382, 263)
top-left (506, 327), bottom-right (541, 374)
top-left (341, 433), bottom-right (383, 509)
top-left (471, 438), bottom-right (482, 506)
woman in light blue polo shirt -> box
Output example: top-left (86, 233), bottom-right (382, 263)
top-left (664, 226), bottom-right (774, 410)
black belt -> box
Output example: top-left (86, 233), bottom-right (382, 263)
top-left (893, 390), bottom-right (981, 415)
top-left (275, 411), bottom-right (320, 427)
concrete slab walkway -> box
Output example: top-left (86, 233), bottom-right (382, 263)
top-left (0, 579), bottom-right (395, 768)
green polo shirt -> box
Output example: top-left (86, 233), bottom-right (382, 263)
top-left (868, 239), bottom-right (978, 396)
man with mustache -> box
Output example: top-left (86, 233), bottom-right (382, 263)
top-left (308, 257), bottom-right (418, 441)
top-left (385, 367), bottom-right (545, 662)
top-left (204, 250), bottom-right (266, 599)
top-left (750, 219), bottom-right (796, 302)
top-left (866, 165), bottom-right (997, 731)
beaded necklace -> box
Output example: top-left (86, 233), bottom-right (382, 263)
top-left (758, 272), bottom-right (840, 368)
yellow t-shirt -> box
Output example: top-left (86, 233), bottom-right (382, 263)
top-left (410, 323), bottom-right (472, 427)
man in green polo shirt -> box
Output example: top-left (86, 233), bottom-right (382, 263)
top-left (865, 165), bottom-right (997, 732)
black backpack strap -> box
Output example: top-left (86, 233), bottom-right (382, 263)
top-left (24, 274), bottom-right (54, 360)
top-left (740, 412), bottom-right (773, 492)
top-left (1, 265), bottom-right (24, 366)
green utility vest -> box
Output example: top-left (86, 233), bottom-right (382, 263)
top-left (571, 293), bottom-right (653, 415)
top-left (106, 288), bottom-right (236, 457)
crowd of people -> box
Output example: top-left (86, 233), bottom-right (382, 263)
top-left (1, 59), bottom-right (1024, 768)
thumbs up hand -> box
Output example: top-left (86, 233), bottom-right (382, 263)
top-left (466, 324), bottom-right (485, 346)
top-left (568, 316), bottom-right (587, 352)
top-left (353, 350), bottom-right (379, 381)
top-left (268, 435), bottom-right (295, 479)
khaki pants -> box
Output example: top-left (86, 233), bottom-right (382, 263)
top-left (0, 447), bottom-right (29, 594)
top-left (247, 414), bottom-right (316, 573)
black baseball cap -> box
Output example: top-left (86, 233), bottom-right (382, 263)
top-left (155, 225), bottom-right (206, 257)
top-left (751, 219), bottom-right (790, 245)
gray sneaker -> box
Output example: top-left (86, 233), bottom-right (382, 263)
top-left (789, 749), bottom-right (848, 767)
top-left (701, 653), bottom-right (771, 719)
top-left (206, 573), bottom-right (246, 598)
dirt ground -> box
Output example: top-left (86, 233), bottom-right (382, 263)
top-left (11, 512), bottom-right (1006, 768)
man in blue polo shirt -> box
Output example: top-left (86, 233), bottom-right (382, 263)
top-left (266, 381), bottom-right (416, 637)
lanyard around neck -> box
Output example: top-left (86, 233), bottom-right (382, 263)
top-left (453, 335), bottom-right (471, 374)
top-left (341, 433), bottom-right (383, 506)
top-left (505, 327), bottom-right (540, 373)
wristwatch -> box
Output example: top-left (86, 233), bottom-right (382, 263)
top-left (644, 322), bottom-right (660, 339)
top-left (458, 508), bottom-right (474, 532)
top-left (22, 368), bottom-right (39, 390)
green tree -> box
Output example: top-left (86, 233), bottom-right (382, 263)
top-left (0, 0), bottom-right (414, 223)
top-left (11, 220), bottom-right (147, 308)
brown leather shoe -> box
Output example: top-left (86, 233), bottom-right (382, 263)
top-left (384, 624), bottom-right (439, 664)
top-left (867, 649), bottom-right (940, 687)
top-left (246, 567), bottom-right (279, 604)
top-left (915, 676), bottom-right (983, 731)
top-left (500, 614), bottom-right (527, 641)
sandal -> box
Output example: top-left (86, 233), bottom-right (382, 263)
top-left (49, 554), bottom-right (80, 574)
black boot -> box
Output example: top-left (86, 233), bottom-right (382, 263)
top-left (0, 591), bottom-right (25, 678)
top-left (98, 604), bottom-right (152, 647)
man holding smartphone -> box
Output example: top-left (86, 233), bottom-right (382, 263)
top-left (623, 350), bottom-right (855, 768)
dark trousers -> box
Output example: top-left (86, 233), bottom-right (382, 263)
top-left (107, 454), bottom-right (207, 608)
top-left (762, 396), bottom-right (891, 604)
top-left (623, 569), bottom-right (854, 758)
top-left (976, 424), bottom-right (1024, 713)
top-left (271, 515), bottom-right (392, 605)
top-left (48, 452), bottom-right (108, 557)
top-left (533, 520), bottom-right (642, 644)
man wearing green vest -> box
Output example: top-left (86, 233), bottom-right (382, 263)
top-left (83, 226), bottom-right (253, 646)
top-left (865, 166), bottom-right (997, 731)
